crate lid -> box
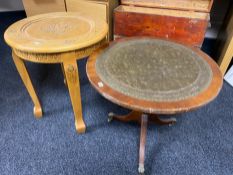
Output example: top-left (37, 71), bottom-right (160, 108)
top-left (121, 0), bottom-right (213, 13)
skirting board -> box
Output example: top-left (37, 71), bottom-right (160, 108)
top-left (224, 65), bottom-right (233, 87)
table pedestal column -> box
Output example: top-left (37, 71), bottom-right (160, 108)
top-left (138, 114), bottom-right (148, 174)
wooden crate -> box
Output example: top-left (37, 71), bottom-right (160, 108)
top-left (66, 0), bottom-right (119, 41)
top-left (114, 5), bottom-right (210, 47)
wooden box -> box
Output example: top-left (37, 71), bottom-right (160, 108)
top-left (66, 0), bottom-right (119, 41)
top-left (22, 0), bottom-right (66, 16)
top-left (114, 0), bottom-right (213, 47)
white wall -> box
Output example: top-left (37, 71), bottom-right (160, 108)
top-left (0, 0), bottom-right (24, 12)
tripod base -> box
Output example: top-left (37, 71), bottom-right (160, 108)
top-left (108, 111), bottom-right (176, 174)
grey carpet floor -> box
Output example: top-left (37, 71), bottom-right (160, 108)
top-left (0, 11), bottom-right (233, 175)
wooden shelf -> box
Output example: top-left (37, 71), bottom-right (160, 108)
top-left (217, 10), bottom-right (233, 74)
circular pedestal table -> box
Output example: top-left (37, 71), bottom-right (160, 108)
top-left (4, 12), bottom-right (108, 133)
top-left (86, 37), bottom-right (223, 173)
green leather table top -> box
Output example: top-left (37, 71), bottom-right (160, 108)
top-left (95, 38), bottom-right (212, 102)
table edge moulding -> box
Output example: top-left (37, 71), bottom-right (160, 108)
top-left (87, 37), bottom-right (223, 114)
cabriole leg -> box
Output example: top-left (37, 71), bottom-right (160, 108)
top-left (63, 59), bottom-right (86, 133)
top-left (12, 51), bottom-right (42, 118)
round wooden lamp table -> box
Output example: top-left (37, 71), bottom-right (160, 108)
top-left (4, 12), bottom-right (108, 133)
top-left (86, 38), bottom-right (223, 173)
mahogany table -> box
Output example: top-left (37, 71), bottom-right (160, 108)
top-left (4, 12), bottom-right (108, 133)
top-left (86, 37), bottom-right (223, 173)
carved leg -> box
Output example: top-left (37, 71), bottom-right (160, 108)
top-left (61, 63), bottom-right (67, 86)
top-left (63, 59), bottom-right (86, 133)
top-left (138, 114), bottom-right (148, 174)
top-left (150, 114), bottom-right (177, 126)
top-left (108, 111), bottom-right (142, 123)
top-left (12, 51), bottom-right (42, 118)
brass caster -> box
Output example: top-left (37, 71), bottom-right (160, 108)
top-left (138, 163), bottom-right (145, 174)
top-left (108, 112), bottom-right (114, 122)
top-left (33, 106), bottom-right (43, 118)
top-left (168, 118), bottom-right (177, 126)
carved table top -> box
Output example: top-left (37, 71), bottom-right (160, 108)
top-left (87, 38), bottom-right (223, 114)
top-left (4, 12), bottom-right (108, 53)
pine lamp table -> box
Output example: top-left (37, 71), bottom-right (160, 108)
top-left (86, 38), bottom-right (223, 173)
top-left (4, 12), bottom-right (108, 133)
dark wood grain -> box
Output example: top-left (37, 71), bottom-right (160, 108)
top-left (114, 5), bottom-right (209, 47)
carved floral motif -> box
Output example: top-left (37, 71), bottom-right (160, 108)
top-left (14, 49), bottom-right (61, 63)
top-left (42, 23), bottom-right (75, 34)
top-left (66, 65), bottom-right (77, 84)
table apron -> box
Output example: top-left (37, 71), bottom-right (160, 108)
top-left (12, 39), bottom-right (107, 63)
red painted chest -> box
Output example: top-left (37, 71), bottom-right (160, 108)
top-left (114, 0), bottom-right (213, 47)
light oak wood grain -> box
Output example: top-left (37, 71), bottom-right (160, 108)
top-left (63, 54), bottom-right (86, 133)
top-left (4, 12), bottom-right (108, 53)
top-left (66, 0), bottom-right (119, 41)
top-left (66, 0), bottom-right (107, 21)
top-left (5, 12), bottom-right (108, 133)
top-left (12, 51), bottom-right (42, 118)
